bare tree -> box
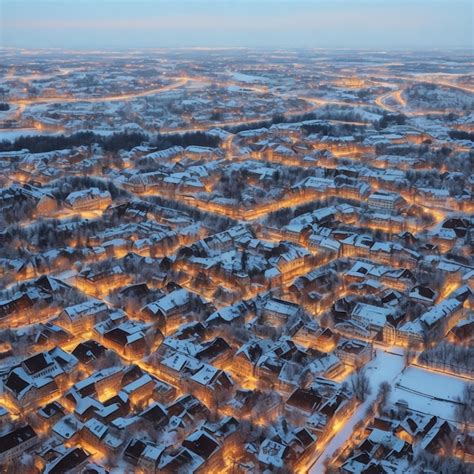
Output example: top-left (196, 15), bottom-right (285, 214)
top-left (455, 384), bottom-right (474, 435)
top-left (350, 367), bottom-right (371, 402)
top-left (376, 381), bottom-right (392, 415)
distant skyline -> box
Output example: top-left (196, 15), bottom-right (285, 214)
top-left (1, 0), bottom-right (473, 50)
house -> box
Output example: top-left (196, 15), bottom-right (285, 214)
top-left (56, 300), bottom-right (109, 332)
top-left (351, 302), bottom-right (396, 334)
top-left (65, 187), bottom-right (112, 211)
top-left (121, 372), bottom-right (159, 406)
top-left (4, 368), bottom-right (60, 409)
top-left (141, 288), bottom-right (201, 333)
top-left (409, 285), bottom-right (437, 305)
top-left (189, 364), bottom-right (234, 408)
top-left (81, 418), bottom-right (123, 454)
top-left (4, 348), bottom-right (77, 409)
top-left (124, 439), bottom-right (147, 465)
top-left (37, 401), bottom-right (66, 431)
top-left (0, 292), bottom-right (35, 328)
top-left (419, 298), bottom-right (464, 340)
top-left (158, 447), bottom-right (204, 473)
top-left (233, 339), bottom-right (274, 378)
top-left (66, 366), bottom-right (124, 410)
top-left (75, 266), bottom-right (130, 297)
top-left (194, 337), bottom-right (233, 368)
top-left (336, 339), bottom-right (373, 366)
top-left (102, 319), bottom-right (160, 359)
top-left (0, 425), bottom-right (38, 464)
top-left (262, 298), bottom-right (301, 326)
top-left (8, 183), bottom-right (57, 215)
top-left (35, 322), bottom-right (71, 348)
top-left (139, 401), bottom-right (169, 430)
top-left (21, 347), bottom-right (77, 380)
top-left (421, 420), bottom-right (453, 454)
top-left (286, 387), bottom-right (323, 418)
top-left (182, 430), bottom-right (223, 473)
top-left (138, 444), bottom-right (167, 472)
top-left (292, 324), bottom-right (338, 352)
top-left (43, 447), bottom-right (90, 474)
top-left (72, 340), bottom-right (108, 365)
top-left (368, 191), bottom-right (404, 213)
top-left (257, 439), bottom-right (292, 470)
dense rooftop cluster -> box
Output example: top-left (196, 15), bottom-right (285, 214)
top-left (0, 49), bottom-right (472, 473)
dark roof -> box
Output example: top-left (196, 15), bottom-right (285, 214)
top-left (412, 285), bottom-right (436, 299)
top-left (196, 337), bottom-right (231, 361)
top-left (175, 322), bottom-right (206, 340)
top-left (363, 462), bottom-right (386, 474)
top-left (0, 425), bottom-right (37, 454)
top-left (121, 364), bottom-right (144, 386)
top-left (294, 427), bottom-right (315, 448)
top-left (140, 402), bottom-right (168, 424)
top-left (319, 328), bottom-right (335, 340)
top-left (5, 371), bottom-right (30, 394)
top-left (36, 323), bottom-right (70, 346)
top-left (338, 339), bottom-right (367, 354)
top-left (22, 353), bottom-right (51, 374)
top-left (118, 283), bottom-right (150, 298)
top-left (72, 340), bottom-right (107, 364)
top-left (286, 388), bottom-right (322, 413)
top-left (166, 281), bottom-right (182, 292)
top-left (320, 394), bottom-right (345, 417)
top-left (124, 439), bottom-right (146, 461)
top-left (46, 448), bottom-right (89, 474)
top-left (0, 293), bottom-right (33, 318)
top-left (161, 448), bottom-right (195, 471)
top-left (183, 432), bottom-right (219, 459)
top-left (204, 416), bottom-right (239, 438)
top-left (35, 275), bottom-right (70, 293)
top-left (168, 394), bottom-right (209, 419)
top-left (104, 327), bottom-right (129, 346)
top-left (83, 465), bottom-right (110, 474)
top-left (450, 320), bottom-right (474, 341)
top-left (38, 401), bottom-right (65, 420)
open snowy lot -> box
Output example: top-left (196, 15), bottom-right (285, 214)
top-left (390, 366), bottom-right (467, 421)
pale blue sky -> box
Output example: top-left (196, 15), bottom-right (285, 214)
top-left (1, 0), bottom-right (472, 50)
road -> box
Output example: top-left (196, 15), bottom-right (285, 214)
top-left (309, 349), bottom-right (405, 473)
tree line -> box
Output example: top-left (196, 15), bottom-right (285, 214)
top-left (0, 130), bottom-right (221, 154)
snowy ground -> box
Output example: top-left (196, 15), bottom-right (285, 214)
top-left (309, 349), bottom-right (468, 473)
top-left (309, 349), bottom-right (405, 473)
top-left (0, 128), bottom-right (60, 141)
top-left (390, 366), bottom-right (467, 422)
top-left (231, 72), bottom-right (269, 83)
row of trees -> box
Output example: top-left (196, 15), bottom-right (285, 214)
top-left (418, 341), bottom-right (474, 377)
top-left (0, 130), bottom-right (221, 154)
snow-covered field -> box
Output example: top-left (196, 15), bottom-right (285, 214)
top-left (231, 72), bottom-right (269, 83)
top-left (390, 366), bottom-right (467, 421)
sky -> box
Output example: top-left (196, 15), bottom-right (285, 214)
top-left (1, 0), bottom-right (473, 50)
